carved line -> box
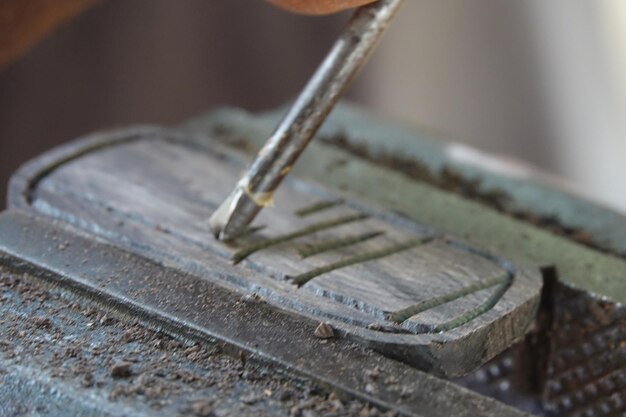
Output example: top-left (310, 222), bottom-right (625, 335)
top-left (386, 273), bottom-right (509, 324)
top-left (432, 274), bottom-right (513, 333)
top-left (231, 213), bottom-right (368, 264)
top-left (290, 238), bottom-right (433, 288)
top-left (298, 230), bottom-right (385, 258)
top-left (294, 199), bottom-right (344, 217)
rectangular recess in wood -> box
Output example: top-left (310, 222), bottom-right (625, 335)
top-left (8, 127), bottom-right (542, 376)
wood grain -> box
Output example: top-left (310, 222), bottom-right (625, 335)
top-left (20, 129), bottom-right (542, 375)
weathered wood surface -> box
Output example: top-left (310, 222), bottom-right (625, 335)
top-left (12, 128), bottom-right (542, 375)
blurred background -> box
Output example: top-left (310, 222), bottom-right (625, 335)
top-left (1, 0), bottom-right (625, 212)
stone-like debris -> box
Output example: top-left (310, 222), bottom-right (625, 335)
top-left (314, 322), bottom-right (335, 339)
top-left (110, 361), bottom-right (133, 378)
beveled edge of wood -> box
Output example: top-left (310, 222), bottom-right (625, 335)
top-left (6, 125), bottom-right (543, 376)
top-left (0, 209), bottom-right (530, 416)
top-left (8, 125), bottom-right (166, 210)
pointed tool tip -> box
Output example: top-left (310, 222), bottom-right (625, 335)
top-left (208, 202), bottom-right (230, 241)
top-left (208, 189), bottom-right (251, 242)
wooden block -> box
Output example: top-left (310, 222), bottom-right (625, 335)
top-left (12, 128), bottom-right (542, 376)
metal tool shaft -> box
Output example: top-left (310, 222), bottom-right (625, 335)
top-left (209, 0), bottom-right (405, 241)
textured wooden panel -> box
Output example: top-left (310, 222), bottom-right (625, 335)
top-left (18, 129), bottom-right (542, 375)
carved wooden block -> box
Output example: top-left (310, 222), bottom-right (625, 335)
top-left (10, 128), bottom-right (542, 376)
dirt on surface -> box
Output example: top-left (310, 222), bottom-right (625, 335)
top-left (0, 269), bottom-right (397, 417)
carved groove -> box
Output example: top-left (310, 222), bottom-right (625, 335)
top-left (387, 274), bottom-right (509, 324)
top-left (297, 230), bottom-right (385, 258)
top-left (294, 199), bottom-right (344, 217)
top-left (231, 213), bottom-right (368, 264)
top-left (433, 274), bottom-right (513, 332)
top-left (290, 238), bottom-right (433, 287)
